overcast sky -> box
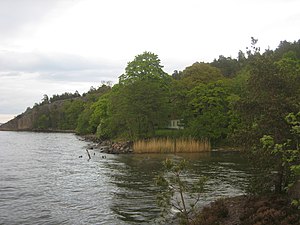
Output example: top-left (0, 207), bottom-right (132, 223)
top-left (0, 0), bottom-right (299, 123)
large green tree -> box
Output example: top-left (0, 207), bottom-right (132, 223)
top-left (105, 52), bottom-right (171, 139)
top-left (119, 51), bottom-right (170, 85)
top-left (185, 80), bottom-right (236, 145)
top-left (109, 80), bottom-right (170, 139)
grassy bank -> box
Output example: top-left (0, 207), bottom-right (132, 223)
top-left (133, 137), bottom-right (210, 153)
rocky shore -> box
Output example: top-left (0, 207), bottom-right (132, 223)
top-left (81, 135), bottom-right (133, 154)
top-left (192, 195), bottom-right (300, 225)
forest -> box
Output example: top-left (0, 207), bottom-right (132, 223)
top-left (30, 39), bottom-right (300, 147)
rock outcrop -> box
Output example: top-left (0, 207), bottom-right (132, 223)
top-left (0, 110), bottom-right (35, 131)
top-left (82, 136), bottom-right (133, 154)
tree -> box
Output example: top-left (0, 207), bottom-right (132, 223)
top-left (246, 36), bottom-right (260, 57)
top-left (76, 103), bottom-right (95, 134)
top-left (102, 52), bottom-right (172, 140)
top-left (90, 94), bottom-right (112, 138)
top-left (258, 112), bottom-right (300, 194)
top-left (235, 42), bottom-right (300, 193)
top-left (119, 51), bottom-right (170, 85)
top-left (235, 51), bottom-right (300, 148)
top-left (107, 79), bottom-right (171, 139)
top-left (185, 80), bottom-right (234, 145)
top-left (35, 114), bottom-right (50, 130)
top-left (237, 50), bottom-right (247, 67)
top-left (181, 62), bottom-right (223, 88)
top-left (60, 99), bottom-right (84, 130)
top-left (172, 70), bottom-right (183, 80)
top-left (155, 159), bottom-right (207, 225)
top-left (169, 78), bottom-right (189, 121)
top-left (211, 55), bottom-right (240, 77)
top-left (41, 94), bottom-right (49, 104)
top-left (274, 40), bottom-right (300, 60)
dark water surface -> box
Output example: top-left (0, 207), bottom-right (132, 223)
top-left (0, 131), bottom-right (251, 224)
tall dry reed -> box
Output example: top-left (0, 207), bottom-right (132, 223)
top-left (133, 138), bottom-right (210, 153)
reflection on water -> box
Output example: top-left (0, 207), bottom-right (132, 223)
top-left (109, 153), bottom-right (251, 224)
top-left (109, 155), bottom-right (163, 223)
top-left (0, 131), bottom-right (251, 224)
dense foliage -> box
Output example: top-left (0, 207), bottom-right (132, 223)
top-left (28, 41), bottom-right (300, 147)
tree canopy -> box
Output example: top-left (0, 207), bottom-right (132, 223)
top-left (180, 62), bottom-right (224, 88)
top-left (119, 51), bottom-right (170, 85)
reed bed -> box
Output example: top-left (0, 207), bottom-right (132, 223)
top-left (133, 138), bottom-right (211, 153)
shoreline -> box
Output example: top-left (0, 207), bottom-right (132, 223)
top-left (80, 134), bottom-right (133, 154)
top-left (0, 129), bottom-right (241, 154)
top-left (80, 134), bottom-right (241, 154)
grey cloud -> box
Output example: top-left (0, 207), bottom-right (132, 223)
top-left (0, 51), bottom-right (109, 71)
top-left (38, 69), bottom-right (120, 83)
top-left (0, 50), bottom-right (122, 82)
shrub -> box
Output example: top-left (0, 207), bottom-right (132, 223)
top-left (192, 199), bottom-right (229, 225)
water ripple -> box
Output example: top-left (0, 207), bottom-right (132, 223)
top-left (0, 132), bottom-right (252, 224)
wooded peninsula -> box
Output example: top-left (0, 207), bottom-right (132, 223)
top-left (1, 39), bottom-right (299, 147)
top-left (1, 38), bottom-right (300, 224)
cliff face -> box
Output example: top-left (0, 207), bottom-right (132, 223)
top-left (0, 108), bottom-right (40, 131)
top-left (0, 117), bottom-right (20, 130)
